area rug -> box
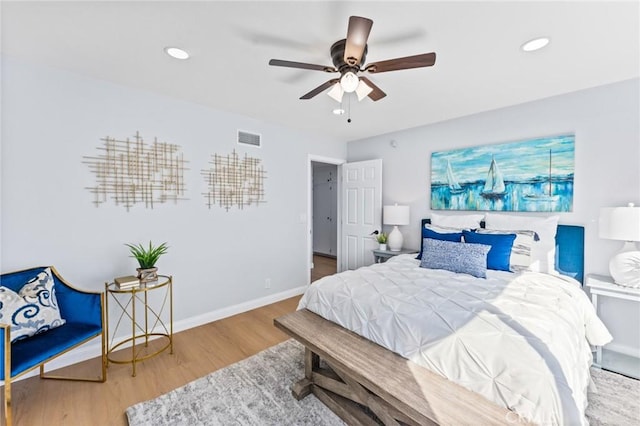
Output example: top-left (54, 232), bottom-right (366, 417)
top-left (126, 340), bottom-right (345, 426)
top-left (126, 339), bottom-right (639, 426)
top-left (587, 367), bottom-right (640, 425)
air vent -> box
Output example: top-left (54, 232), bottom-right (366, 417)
top-left (237, 130), bottom-right (261, 147)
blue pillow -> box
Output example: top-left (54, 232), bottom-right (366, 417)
top-left (462, 230), bottom-right (516, 272)
top-left (420, 238), bottom-right (490, 278)
top-left (416, 226), bottom-right (464, 260)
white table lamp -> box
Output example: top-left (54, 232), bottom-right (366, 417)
top-left (599, 202), bottom-right (640, 287)
top-left (383, 204), bottom-right (410, 251)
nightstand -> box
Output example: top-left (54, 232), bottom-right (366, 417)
top-left (586, 274), bottom-right (640, 379)
top-left (372, 248), bottom-right (416, 263)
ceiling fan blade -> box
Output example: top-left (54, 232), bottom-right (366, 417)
top-left (365, 52), bottom-right (436, 74)
top-left (269, 59), bottom-right (337, 73)
top-left (300, 79), bottom-right (340, 100)
top-left (344, 16), bottom-right (373, 66)
top-left (359, 77), bottom-right (386, 101)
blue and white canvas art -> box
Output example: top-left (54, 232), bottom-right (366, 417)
top-left (431, 134), bottom-right (575, 212)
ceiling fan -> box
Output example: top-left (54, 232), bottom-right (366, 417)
top-left (269, 16), bottom-right (436, 103)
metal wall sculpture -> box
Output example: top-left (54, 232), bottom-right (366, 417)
top-left (84, 131), bottom-right (188, 211)
top-left (201, 150), bottom-right (267, 211)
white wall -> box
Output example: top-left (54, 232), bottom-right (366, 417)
top-left (2, 55), bottom-right (638, 368)
top-left (1, 57), bottom-right (345, 331)
top-left (347, 78), bottom-right (640, 353)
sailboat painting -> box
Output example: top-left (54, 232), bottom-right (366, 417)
top-left (481, 155), bottom-right (506, 199)
top-left (431, 134), bottom-right (574, 212)
top-left (446, 160), bottom-right (465, 194)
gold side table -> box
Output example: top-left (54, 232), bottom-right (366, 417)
top-left (105, 275), bottom-right (173, 376)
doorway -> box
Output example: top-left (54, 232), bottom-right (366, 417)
top-left (308, 155), bottom-right (344, 284)
top-left (312, 162), bottom-right (338, 257)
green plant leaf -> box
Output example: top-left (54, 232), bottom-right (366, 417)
top-left (125, 241), bottom-right (169, 269)
top-left (376, 232), bottom-right (387, 243)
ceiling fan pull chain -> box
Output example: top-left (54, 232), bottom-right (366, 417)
top-left (347, 94), bottom-right (352, 123)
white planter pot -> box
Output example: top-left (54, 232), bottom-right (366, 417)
top-left (379, 244), bottom-right (387, 251)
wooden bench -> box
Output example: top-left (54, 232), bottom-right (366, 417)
top-left (275, 309), bottom-right (531, 426)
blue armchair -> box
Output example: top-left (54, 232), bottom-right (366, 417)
top-left (1, 266), bottom-right (106, 426)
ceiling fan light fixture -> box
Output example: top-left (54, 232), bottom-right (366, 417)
top-left (340, 71), bottom-right (359, 93)
top-left (327, 83), bottom-right (344, 103)
top-left (268, 16), bottom-right (433, 103)
top-left (521, 37), bottom-right (550, 52)
top-left (164, 47), bottom-right (190, 60)
top-left (355, 79), bottom-right (373, 101)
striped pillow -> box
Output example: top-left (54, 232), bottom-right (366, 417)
top-left (476, 229), bottom-right (536, 272)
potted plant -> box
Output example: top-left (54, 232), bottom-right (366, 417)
top-left (376, 233), bottom-right (388, 251)
top-left (125, 241), bottom-right (169, 283)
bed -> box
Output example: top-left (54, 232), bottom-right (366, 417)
top-left (275, 217), bottom-right (612, 425)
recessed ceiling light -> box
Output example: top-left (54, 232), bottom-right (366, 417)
top-left (521, 37), bottom-right (550, 52)
top-left (164, 47), bottom-right (189, 60)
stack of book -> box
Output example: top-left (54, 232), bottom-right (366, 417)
top-left (114, 275), bottom-right (140, 289)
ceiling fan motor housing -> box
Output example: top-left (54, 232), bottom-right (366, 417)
top-left (330, 39), bottom-right (367, 72)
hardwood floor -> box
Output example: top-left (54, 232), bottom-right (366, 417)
top-left (311, 254), bottom-right (336, 283)
top-left (4, 295), bottom-right (301, 426)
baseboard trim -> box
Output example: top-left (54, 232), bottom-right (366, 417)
top-left (606, 342), bottom-right (640, 358)
top-left (5, 285), bottom-right (307, 384)
top-left (173, 285), bottom-right (307, 333)
top-left (313, 252), bottom-right (337, 259)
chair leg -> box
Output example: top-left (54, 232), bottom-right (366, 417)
top-left (4, 376), bottom-right (12, 426)
top-left (101, 322), bottom-right (107, 380)
top-left (3, 324), bottom-right (12, 426)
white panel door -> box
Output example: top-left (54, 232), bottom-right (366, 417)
top-left (341, 159), bottom-right (382, 270)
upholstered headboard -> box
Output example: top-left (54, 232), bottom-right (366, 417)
top-left (420, 219), bottom-right (585, 284)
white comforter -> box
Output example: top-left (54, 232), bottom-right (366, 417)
top-left (298, 254), bottom-right (612, 425)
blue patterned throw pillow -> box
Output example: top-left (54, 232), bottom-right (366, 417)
top-left (415, 225), bottom-right (465, 260)
top-left (420, 238), bottom-right (491, 278)
top-left (0, 268), bottom-right (66, 342)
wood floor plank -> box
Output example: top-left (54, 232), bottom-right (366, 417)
top-left (2, 295), bottom-right (301, 426)
top-left (312, 254), bottom-right (336, 283)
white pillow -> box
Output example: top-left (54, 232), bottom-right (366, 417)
top-left (424, 223), bottom-right (466, 233)
top-left (431, 212), bottom-right (484, 230)
top-left (484, 213), bottom-right (559, 273)
top-left (0, 268), bottom-right (66, 342)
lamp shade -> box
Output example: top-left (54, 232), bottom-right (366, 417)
top-left (340, 72), bottom-right (359, 93)
top-left (355, 79), bottom-right (373, 101)
top-left (383, 205), bottom-right (410, 226)
top-left (327, 83), bottom-right (344, 103)
top-left (599, 203), bottom-right (640, 287)
top-left (599, 203), bottom-right (640, 241)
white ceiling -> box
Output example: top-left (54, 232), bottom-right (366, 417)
top-left (2, 1), bottom-right (638, 142)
